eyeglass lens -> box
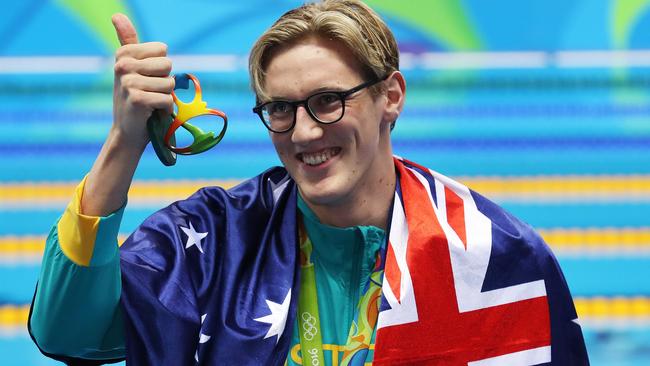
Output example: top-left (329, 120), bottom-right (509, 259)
top-left (261, 91), bottom-right (344, 132)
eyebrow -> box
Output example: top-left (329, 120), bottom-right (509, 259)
top-left (266, 85), bottom-right (349, 102)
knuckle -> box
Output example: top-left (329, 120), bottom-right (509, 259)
top-left (120, 74), bottom-right (136, 89)
top-left (128, 89), bottom-right (146, 107)
top-left (113, 58), bottom-right (132, 74)
top-left (113, 59), bottom-right (125, 74)
top-left (114, 46), bottom-right (127, 60)
top-left (115, 44), bottom-right (135, 60)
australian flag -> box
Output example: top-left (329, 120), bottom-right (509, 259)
top-left (119, 167), bottom-right (300, 365)
top-left (60, 157), bottom-right (587, 365)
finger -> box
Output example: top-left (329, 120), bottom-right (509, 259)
top-left (129, 89), bottom-right (174, 113)
top-left (116, 42), bottom-right (168, 61)
top-left (114, 54), bottom-right (170, 75)
top-left (136, 56), bottom-right (172, 76)
top-left (114, 55), bottom-right (171, 79)
top-left (150, 92), bottom-right (175, 115)
top-left (112, 13), bottom-right (139, 46)
top-left (122, 74), bottom-right (175, 94)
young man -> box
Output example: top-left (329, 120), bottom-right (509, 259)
top-left (29, 1), bottom-right (589, 365)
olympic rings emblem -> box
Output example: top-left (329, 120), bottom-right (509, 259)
top-left (301, 312), bottom-right (318, 341)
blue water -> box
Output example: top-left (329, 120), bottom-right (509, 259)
top-left (3, 48), bottom-right (650, 366)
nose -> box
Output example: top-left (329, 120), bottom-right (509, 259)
top-left (291, 104), bottom-right (323, 145)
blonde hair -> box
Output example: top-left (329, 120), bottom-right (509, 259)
top-left (249, 0), bottom-right (399, 101)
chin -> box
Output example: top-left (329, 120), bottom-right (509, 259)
top-left (297, 178), bottom-right (348, 207)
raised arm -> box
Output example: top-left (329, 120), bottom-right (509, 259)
top-left (29, 14), bottom-right (174, 362)
top-left (82, 13), bottom-right (174, 216)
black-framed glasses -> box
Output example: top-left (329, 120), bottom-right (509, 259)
top-left (252, 75), bottom-right (387, 133)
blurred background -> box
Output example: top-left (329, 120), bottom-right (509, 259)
top-left (1, 0), bottom-right (649, 364)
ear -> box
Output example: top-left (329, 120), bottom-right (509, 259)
top-left (381, 71), bottom-right (406, 127)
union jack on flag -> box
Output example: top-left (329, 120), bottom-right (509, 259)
top-left (373, 158), bottom-right (588, 365)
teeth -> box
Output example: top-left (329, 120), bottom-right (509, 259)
top-left (301, 148), bottom-right (338, 166)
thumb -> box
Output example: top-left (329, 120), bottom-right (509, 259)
top-left (111, 13), bottom-right (139, 46)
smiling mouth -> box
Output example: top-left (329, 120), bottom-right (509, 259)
top-left (297, 147), bottom-right (342, 166)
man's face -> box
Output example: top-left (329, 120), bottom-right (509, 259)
top-left (263, 36), bottom-right (395, 216)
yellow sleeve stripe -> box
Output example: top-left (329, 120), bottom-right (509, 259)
top-left (57, 176), bottom-right (99, 267)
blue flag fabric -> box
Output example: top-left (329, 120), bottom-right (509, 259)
top-left (120, 167), bottom-right (300, 365)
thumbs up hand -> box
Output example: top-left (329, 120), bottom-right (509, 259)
top-left (110, 13), bottom-right (175, 150)
top-left (77, 14), bottom-right (175, 216)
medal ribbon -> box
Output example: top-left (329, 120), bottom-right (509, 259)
top-left (297, 217), bottom-right (387, 366)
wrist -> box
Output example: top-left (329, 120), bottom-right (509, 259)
top-left (107, 125), bottom-right (149, 154)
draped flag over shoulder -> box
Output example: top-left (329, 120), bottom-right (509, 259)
top-left (374, 157), bottom-right (588, 365)
top-left (119, 168), bottom-right (301, 365)
top-left (115, 157), bottom-right (587, 365)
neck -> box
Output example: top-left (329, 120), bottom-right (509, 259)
top-left (301, 157), bottom-right (396, 230)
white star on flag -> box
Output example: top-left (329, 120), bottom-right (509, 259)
top-left (180, 222), bottom-right (208, 253)
top-left (253, 289), bottom-right (292, 344)
top-left (195, 314), bottom-right (211, 362)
